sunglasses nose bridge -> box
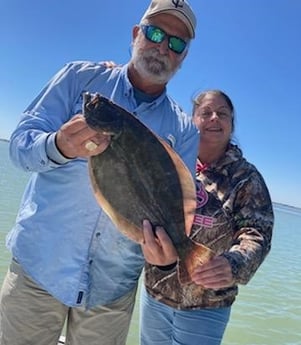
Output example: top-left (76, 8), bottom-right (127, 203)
top-left (158, 35), bottom-right (170, 53)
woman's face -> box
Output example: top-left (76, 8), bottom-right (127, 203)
top-left (193, 93), bottom-right (233, 146)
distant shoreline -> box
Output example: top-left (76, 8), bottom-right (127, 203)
top-left (0, 138), bottom-right (9, 143)
top-left (273, 202), bottom-right (301, 213)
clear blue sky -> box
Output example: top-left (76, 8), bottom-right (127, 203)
top-left (1, 0), bottom-right (300, 208)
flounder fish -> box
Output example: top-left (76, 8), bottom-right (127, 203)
top-left (84, 93), bottom-right (215, 284)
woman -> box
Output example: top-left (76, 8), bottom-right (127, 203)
top-left (140, 90), bottom-right (274, 345)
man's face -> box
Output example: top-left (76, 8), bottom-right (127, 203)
top-left (131, 13), bottom-right (190, 84)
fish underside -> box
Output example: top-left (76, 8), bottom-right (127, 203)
top-left (84, 93), bottom-right (215, 284)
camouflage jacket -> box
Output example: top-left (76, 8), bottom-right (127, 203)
top-left (144, 144), bottom-right (274, 309)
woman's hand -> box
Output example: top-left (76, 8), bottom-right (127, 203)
top-left (191, 256), bottom-right (234, 289)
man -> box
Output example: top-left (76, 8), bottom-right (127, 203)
top-left (0, 1), bottom-right (198, 344)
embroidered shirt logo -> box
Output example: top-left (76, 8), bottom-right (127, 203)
top-left (166, 134), bottom-right (176, 148)
top-left (192, 181), bottom-right (214, 228)
top-left (196, 182), bottom-right (208, 208)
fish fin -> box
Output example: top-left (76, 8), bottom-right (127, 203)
top-left (158, 139), bottom-right (196, 237)
top-left (177, 239), bottom-right (215, 284)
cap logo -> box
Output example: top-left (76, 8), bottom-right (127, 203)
top-left (172, 0), bottom-right (185, 8)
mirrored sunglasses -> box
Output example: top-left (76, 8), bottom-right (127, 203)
top-left (140, 25), bottom-right (187, 54)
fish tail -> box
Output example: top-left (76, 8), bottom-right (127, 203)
top-left (177, 239), bottom-right (215, 284)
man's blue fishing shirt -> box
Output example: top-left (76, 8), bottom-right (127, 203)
top-left (7, 61), bottom-right (199, 308)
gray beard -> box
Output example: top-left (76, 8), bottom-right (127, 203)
top-left (131, 47), bottom-right (178, 84)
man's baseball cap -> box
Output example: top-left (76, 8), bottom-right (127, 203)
top-left (140, 0), bottom-right (197, 39)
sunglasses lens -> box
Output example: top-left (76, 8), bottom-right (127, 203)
top-left (141, 25), bottom-right (187, 54)
top-left (169, 37), bottom-right (186, 54)
top-left (146, 26), bottom-right (165, 43)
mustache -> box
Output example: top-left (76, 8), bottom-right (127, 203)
top-left (143, 48), bottom-right (170, 70)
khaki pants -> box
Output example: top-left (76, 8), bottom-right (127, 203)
top-left (0, 259), bottom-right (137, 345)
